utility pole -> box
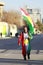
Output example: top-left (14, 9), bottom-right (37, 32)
top-left (0, 2), bottom-right (4, 21)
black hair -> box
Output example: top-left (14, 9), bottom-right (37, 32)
top-left (23, 25), bottom-right (29, 33)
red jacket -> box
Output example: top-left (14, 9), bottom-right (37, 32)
top-left (18, 32), bottom-right (26, 55)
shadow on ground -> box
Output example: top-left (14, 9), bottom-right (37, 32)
top-left (0, 58), bottom-right (43, 65)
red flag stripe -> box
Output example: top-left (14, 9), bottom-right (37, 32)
top-left (20, 8), bottom-right (29, 16)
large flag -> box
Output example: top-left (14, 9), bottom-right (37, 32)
top-left (20, 8), bottom-right (34, 34)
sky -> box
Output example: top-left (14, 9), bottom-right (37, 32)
top-left (0, 0), bottom-right (43, 17)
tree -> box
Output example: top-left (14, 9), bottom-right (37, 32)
top-left (2, 10), bottom-right (24, 28)
top-left (36, 20), bottom-right (43, 32)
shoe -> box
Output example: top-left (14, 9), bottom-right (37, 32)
top-left (28, 54), bottom-right (30, 59)
top-left (24, 55), bottom-right (26, 60)
top-left (28, 56), bottom-right (30, 59)
top-left (24, 57), bottom-right (26, 60)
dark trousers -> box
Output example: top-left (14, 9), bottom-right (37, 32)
top-left (23, 52), bottom-right (30, 60)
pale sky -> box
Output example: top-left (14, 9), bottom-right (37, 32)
top-left (0, 0), bottom-right (43, 18)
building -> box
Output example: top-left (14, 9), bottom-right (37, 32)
top-left (26, 7), bottom-right (41, 23)
top-left (42, 18), bottom-right (43, 23)
top-left (10, 24), bottom-right (17, 37)
top-left (0, 22), bottom-right (17, 37)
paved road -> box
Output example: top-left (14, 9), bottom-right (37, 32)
top-left (0, 34), bottom-right (43, 65)
top-left (0, 34), bottom-right (43, 50)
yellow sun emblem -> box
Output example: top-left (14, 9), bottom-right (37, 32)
top-left (24, 39), bottom-right (29, 45)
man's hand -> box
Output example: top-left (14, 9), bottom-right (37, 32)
top-left (19, 43), bottom-right (20, 46)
